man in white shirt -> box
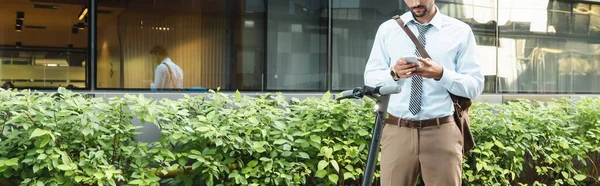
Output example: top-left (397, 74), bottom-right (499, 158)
top-left (363, 0), bottom-right (484, 185)
top-left (149, 45), bottom-right (183, 91)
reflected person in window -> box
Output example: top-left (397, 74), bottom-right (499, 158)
top-left (363, 0), bottom-right (484, 185)
top-left (1, 81), bottom-right (15, 89)
top-left (149, 45), bottom-right (183, 91)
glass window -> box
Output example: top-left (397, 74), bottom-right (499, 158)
top-left (331, 0), bottom-right (404, 91)
top-left (10, 0), bottom-right (597, 94)
top-left (0, 0), bottom-right (88, 89)
top-left (237, 0), bottom-right (266, 91)
top-left (265, 0), bottom-right (328, 91)
top-left (96, 0), bottom-right (258, 91)
top-left (498, 0), bottom-right (600, 93)
top-left (96, 0), bottom-right (327, 91)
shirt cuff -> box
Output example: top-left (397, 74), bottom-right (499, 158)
top-left (437, 67), bottom-right (456, 90)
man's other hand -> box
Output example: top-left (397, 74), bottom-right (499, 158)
top-left (414, 57), bottom-right (443, 80)
top-left (391, 58), bottom-right (418, 79)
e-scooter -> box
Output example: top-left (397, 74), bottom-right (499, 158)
top-left (336, 85), bottom-right (402, 186)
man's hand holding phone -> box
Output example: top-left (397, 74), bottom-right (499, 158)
top-left (391, 56), bottom-right (419, 79)
top-left (392, 55), bottom-right (444, 80)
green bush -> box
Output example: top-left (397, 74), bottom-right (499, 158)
top-left (0, 88), bottom-right (599, 186)
top-left (0, 88), bottom-right (160, 186)
top-left (466, 98), bottom-right (600, 186)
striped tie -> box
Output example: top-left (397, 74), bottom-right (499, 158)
top-left (408, 22), bottom-right (432, 116)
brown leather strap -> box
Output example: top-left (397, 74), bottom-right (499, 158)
top-left (161, 62), bottom-right (181, 91)
top-left (385, 115), bottom-right (454, 128)
top-left (395, 18), bottom-right (430, 59)
top-left (162, 63), bottom-right (176, 88)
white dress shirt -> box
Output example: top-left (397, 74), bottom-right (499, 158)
top-left (364, 8), bottom-right (484, 120)
top-left (151, 58), bottom-right (184, 90)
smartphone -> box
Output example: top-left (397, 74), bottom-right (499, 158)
top-left (402, 55), bottom-right (420, 66)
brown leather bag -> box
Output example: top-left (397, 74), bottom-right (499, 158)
top-left (393, 16), bottom-right (475, 154)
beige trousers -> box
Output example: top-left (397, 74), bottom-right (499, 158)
top-left (380, 121), bottom-right (463, 186)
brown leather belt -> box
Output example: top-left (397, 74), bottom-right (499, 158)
top-left (385, 115), bottom-right (454, 129)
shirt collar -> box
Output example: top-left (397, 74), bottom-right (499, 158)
top-left (399, 5), bottom-right (443, 30)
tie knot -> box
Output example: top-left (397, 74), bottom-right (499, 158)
top-left (413, 21), bottom-right (432, 33)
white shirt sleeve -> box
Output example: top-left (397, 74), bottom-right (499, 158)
top-left (151, 64), bottom-right (168, 89)
top-left (437, 29), bottom-right (484, 99)
top-left (364, 23), bottom-right (406, 88)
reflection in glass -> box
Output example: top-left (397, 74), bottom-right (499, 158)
top-left (0, 0), bottom-right (88, 89)
top-left (97, 0), bottom-right (231, 90)
top-left (265, 0), bottom-right (328, 91)
top-left (331, 0), bottom-right (405, 90)
top-left (498, 0), bottom-right (600, 93)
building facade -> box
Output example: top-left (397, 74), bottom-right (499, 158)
top-left (1, 0), bottom-right (600, 96)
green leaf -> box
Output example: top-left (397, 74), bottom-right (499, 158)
top-left (322, 91), bottom-right (331, 99)
top-left (247, 160), bottom-right (258, 168)
top-left (561, 171), bottom-right (569, 179)
top-left (30, 128), bottom-right (50, 139)
top-left (37, 154), bottom-right (47, 160)
top-left (494, 140), bottom-right (505, 149)
top-left (330, 160), bottom-right (340, 173)
top-left (574, 174), bottom-right (586, 181)
top-left (281, 151), bottom-right (292, 157)
top-left (33, 164), bottom-right (40, 173)
top-left (192, 161), bottom-right (203, 170)
top-left (274, 139), bottom-right (287, 145)
top-left (559, 141), bottom-right (569, 148)
top-left (264, 162), bottom-right (272, 171)
top-left (249, 117), bottom-right (259, 124)
top-left (202, 148), bottom-right (217, 155)
top-left (57, 87), bottom-right (69, 95)
top-left (36, 181), bottom-right (45, 186)
top-left (505, 147), bottom-right (516, 152)
top-left (74, 176), bottom-right (85, 182)
top-left (178, 158), bottom-right (187, 167)
top-left (215, 138), bottom-right (223, 146)
top-left (255, 146), bottom-right (266, 153)
top-left (515, 135), bottom-right (523, 142)
top-left (5, 158), bottom-right (19, 166)
top-left (484, 142), bottom-right (494, 149)
top-left (129, 180), bottom-right (142, 185)
top-left (82, 126), bottom-right (92, 136)
top-left (235, 90), bottom-right (242, 101)
top-left (310, 135), bottom-right (321, 144)
top-left (328, 174), bottom-right (339, 183)
top-left (39, 135), bottom-right (51, 147)
top-left (318, 160), bottom-right (328, 170)
top-left (551, 154), bottom-right (559, 159)
top-left (198, 127), bottom-right (210, 132)
top-left (333, 144), bottom-right (343, 152)
top-left (206, 176), bottom-right (214, 186)
top-left (344, 172), bottom-right (355, 180)
top-left (283, 144), bottom-right (291, 151)
top-left (357, 129), bottom-right (369, 136)
top-left (57, 165), bottom-right (71, 171)
top-left (190, 150), bottom-right (201, 155)
top-left (148, 148), bottom-right (159, 154)
top-left (297, 152), bottom-right (309, 159)
top-left (315, 170), bottom-right (327, 178)
top-left (324, 147), bottom-right (333, 159)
